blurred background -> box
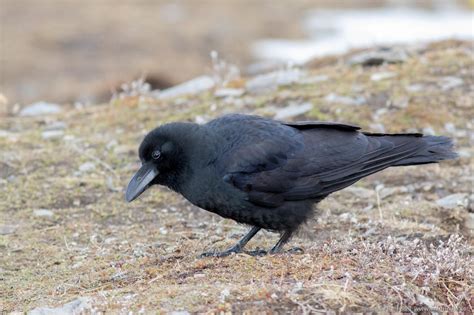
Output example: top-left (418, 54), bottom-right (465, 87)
top-left (1, 0), bottom-right (472, 106)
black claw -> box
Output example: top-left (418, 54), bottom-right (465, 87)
top-left (287, 247), bottom-right (304, 254)
top-left (244, 248), bottom-right (268, 256)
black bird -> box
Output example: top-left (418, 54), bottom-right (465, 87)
top-left (125, 114), bottom-right (456, 257)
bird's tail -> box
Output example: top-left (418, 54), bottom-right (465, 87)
top-left (391, 135), bottom-right (458, 166)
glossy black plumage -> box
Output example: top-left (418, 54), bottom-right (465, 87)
top-left (126, 114), bottom-right (457, 256)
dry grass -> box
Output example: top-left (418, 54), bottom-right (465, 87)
top-left (1, 40), bottom-right (473, 313)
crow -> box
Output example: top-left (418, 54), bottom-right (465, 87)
top-left (125, 114), bottom-right (457, 257)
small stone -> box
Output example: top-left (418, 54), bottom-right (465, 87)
top-left (444, 122), bottom-right (456, 134)
top-left (274, 102), bottom-right (313, 120)
top-left (0, 225), bottom-right (17, 235)
top-left (194, 115), bottom-right (209, 124)
top-left (41, 130), bottom-right (64, 140)
top-left (78, 162), bottom-right (95, 173)
top-left (325, 93), bottom-right (365, 106)
top-left (245, 60), bottom-right (286, 76)
top-left (439, 76), bottom-right (463, 91)
top-left (369, 123), bottom-right (386, 133)
top-left (246, 69), bottom-right (303, 93)
top-left (19, 101), bottom-right (61, 116)
top-left (214, 88), bottom-right (244, 98)
top-left (422, 127), bottom-right (436, 136)
top-left (157, 76), bottom-right (215, 99)
top-left (436, 193), bottom-right (468, 209)
top-left (371, 72), bottom-right (397, 81)
top-left (33, 209), bottom-right (54, 218)
top-left (170, 311), bottom-right (190, 315)
top-left (405, 83), bottom-right (425, 93)
top-left (44, 121), bottom-right (67, 131)
top-left (28, 297), bottom-right (91, 315)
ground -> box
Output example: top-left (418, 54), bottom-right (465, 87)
top-left (0, 40), bottom-right (473, 313)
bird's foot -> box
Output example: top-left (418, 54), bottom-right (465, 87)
top-left (244, 248), bottom-right (268, 256)
top-left (198, 244), bottom-right (242, 258)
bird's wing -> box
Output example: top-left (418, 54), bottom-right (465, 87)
top-left (283, 120), bottom-right (360, 131)
top-left (208, 115), bottom-right (425, 208)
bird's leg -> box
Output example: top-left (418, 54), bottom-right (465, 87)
top-left (199, 226), bottom-right (261, 258)
top-left (269, 230), bottom-right (294, 254)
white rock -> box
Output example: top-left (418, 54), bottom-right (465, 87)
top-left (44, 121), bottom-right (67, 131)
top-left (28, 297), bottom-right (91, 315)
top-left (422, 127), bottom-right (436, 136)
top-left (439, 76), bottom-right (463, 91)
top-left (370, 71), bottom-right (397, 81)
top-left (19, 102), bottom-right (61, 116)
top-left (274, 102), bottom-right (313, 120)
top-left (214, 88), bottom-right (244, 98)
top-left (194, 115), bottom-right (209, 124)
top-left (0, 225), bottom-right (17, 235)
top-left (246, 69), bottom-right (303, 93)
top-left (325, 93), bottom-right (365, 106)
top-left (33, 209), bottom-right (54, 218)
top-left (405, 83), bottom-right (425, 93)
top-left (436, 193), bottom-right (468, 209)
top-left (41, 130), bottom-right (64, 140)
top-left (78, 162), bottom-right (95, 173)
top-left (158, 76), bottom-right (215, 99)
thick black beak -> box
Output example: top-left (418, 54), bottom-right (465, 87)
top-left (125, 162), bottom-right (159, 202)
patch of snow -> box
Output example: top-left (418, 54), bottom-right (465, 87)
top-left (253, 7), bottom-right (474, 63)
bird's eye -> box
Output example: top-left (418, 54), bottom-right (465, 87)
top-left (151, 150), bottom-right (161, 160)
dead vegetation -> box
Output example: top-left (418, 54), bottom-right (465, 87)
top-left (0, 40), bottom-right (473, 313)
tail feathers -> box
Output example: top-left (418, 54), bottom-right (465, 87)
top-left (393, 135), bottom-right (458, 166)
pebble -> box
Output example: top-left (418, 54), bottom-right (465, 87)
top-left (28, 297), bottom-right (91, 315)
top-left (44, 121), bottom-right (67, 131)
top-left (214, 88), bottom-right (244, 98)
top-left (245, 68), bottom-right (303, 93)
top-left (439, 76), bottom-right (463, 91)
top-left (33, 209), bottom-right (54, 218)
top-left (41, 130), bottom-right (64, 140)
top-left (436, 193), bottom-right (468, 209)
top-left (19, 101), bottom-right (61, 116)
top-left (273, 102), bottom-right (313, 120)
top-left (325, 93), bottom-right (365, 106)
top-left (0, 225), bottom-right (17, 235)
top-left (370, 71), bottom-right (397, 81)
top-left (157, 76), bottom-right (215, 99)
top-left (78, 162), bottom-right (95, 173)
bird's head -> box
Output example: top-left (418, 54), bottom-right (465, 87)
top-left (125, 123), bottom-right (192, 202)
